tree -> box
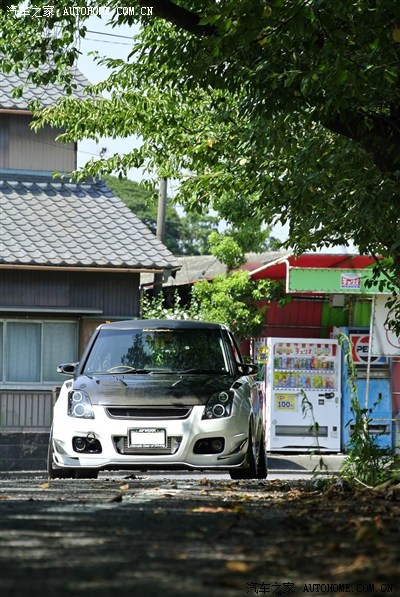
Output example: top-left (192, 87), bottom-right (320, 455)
top-left (103, 175), bottom-right (219, 255)
top-left (104, 175), bottom-right (276, 255)
top-left (192, 271), bottom-right (289, 340)
top-left (142, 271), bottom-right (289, 340)
top-left (142, 223), bottom-right (289, 339)
top-left (1, 1), bottom-right (399, 290)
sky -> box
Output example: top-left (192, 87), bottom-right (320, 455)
top-left (76, 17), bottom-right (141, 175)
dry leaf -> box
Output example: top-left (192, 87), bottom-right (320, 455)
top-left (225, 561), bottom-right (254, 573)
top-left (192, 505), bottom-right (242, 514)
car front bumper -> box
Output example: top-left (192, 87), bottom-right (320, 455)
top-left (51, 404), bottom-right (249, 472)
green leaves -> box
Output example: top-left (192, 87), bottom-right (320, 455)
top-left (142, 269), bottom-right (288, 340)
top-left (191, 271), bottom-right (289, 339)
top-left (1, 0), bottom-right (399, 290)
top-left (104, 175), bottom-right (222, 256)
top-left (193, 271), bottom-right (266, 339)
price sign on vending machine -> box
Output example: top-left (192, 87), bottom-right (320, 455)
top-left (275, 393), bottom-right (296, 411)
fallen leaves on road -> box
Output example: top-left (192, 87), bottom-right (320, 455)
top-left (191, 504), bottom-right (242, 514)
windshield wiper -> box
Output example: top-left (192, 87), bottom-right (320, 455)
top-left (105, 366), bottom-right (153, 374)
top-left (175, 368), bottom-right (227, 375)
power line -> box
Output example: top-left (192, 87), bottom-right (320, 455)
top-left (86, 29), bottom-right (134, 40)
top-left (85, 37), bottom-right (133, 45)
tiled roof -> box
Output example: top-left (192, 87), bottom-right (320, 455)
top-left (141, 252), bottom-right (286, 287)
top-left (0, 68), bottom-right (89, 110)
top-left (0, 172), bottom-right (179, 271)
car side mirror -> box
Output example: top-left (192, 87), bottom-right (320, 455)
top-left (237, 362), bottom-right (258, 375)
top-left (57, 362), bottom-right (79, 375)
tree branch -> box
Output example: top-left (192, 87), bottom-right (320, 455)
top-left (138, 0), bottom-right (216, 36)
top-left (323, 111), bottom-right (400, 174)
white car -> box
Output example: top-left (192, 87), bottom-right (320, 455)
top-left (48, 319), bottom-right (267, 480)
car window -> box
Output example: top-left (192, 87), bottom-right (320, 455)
top-left (83, 327), bottom-right (229, 374)
top-left (228, 332), bottom-right (242, 364)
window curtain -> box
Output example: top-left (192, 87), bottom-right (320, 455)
top-left (43, 322), bottom-right (78, 381)
top-left (7, 322), bottom-right (41, 382)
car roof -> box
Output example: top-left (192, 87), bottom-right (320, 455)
top-left (99, 319), bottom-right (228, 331)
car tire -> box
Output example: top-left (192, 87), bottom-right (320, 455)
top-left (256, 433), bottom-right (268, 479)
top-left (229, 432), bottom-right (257, 480)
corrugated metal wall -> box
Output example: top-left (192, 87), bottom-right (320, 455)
top-left (320, 301), bottom-right (349, 337)
top-left (260, 297), bottom-right (367, 339)
top-left (351, 299), bottom-right (372, 326)
top-left (261, 298), bottom-right (324, 338)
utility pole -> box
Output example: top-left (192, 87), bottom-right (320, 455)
top-left (153, 177), bottom-right (167, 294)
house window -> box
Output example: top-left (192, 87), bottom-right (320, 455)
top-left (0, 320), bottom-right (78, 385)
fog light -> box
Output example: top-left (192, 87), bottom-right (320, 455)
top-left (193, 438), bottom-right (225, 454)
top-left (210, 439), bottom-right (224, 452)
top-left (73, 437), bottom-right (87, 452)
top-left (72, 435), bottom-right (102, 454)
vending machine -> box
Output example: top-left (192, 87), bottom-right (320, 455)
top-left (256, 337), bottom-right (342, 452)
top-left (338, 327), bottom-right (392, 450)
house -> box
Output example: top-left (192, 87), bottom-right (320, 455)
top-left (0, 68), bottom-right (179, 470)
top-left (141, 251), bottom-right (286, 307)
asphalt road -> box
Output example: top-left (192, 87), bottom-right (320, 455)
top-left (0, 471), bottom-right (285, 597)
top-left (0, 456), bottom-right (348, 597)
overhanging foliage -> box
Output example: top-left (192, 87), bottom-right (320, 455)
top-left (1, 1), bottom-right (399, 290)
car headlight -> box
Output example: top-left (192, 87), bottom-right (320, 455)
top-left (202, 391), bottom-right (234, 420)
top-left (68, 390), bottom-right (95, 419)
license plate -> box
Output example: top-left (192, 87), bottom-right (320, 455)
top-left (128, 428), bottom-right (166, 448)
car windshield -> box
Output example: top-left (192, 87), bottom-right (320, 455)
top-left (83, 327), bottom-right (230, 374)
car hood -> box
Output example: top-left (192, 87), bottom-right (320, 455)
top-left (73, 373), bottom-right (237, 406)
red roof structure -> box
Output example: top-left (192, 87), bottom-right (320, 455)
top-left (250, 253), bottom-right (378, 281)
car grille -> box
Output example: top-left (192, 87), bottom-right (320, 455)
top-left (106, 407), bottom-right (192, 420)
top-left (113, 436), bottom-right (182, 455)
